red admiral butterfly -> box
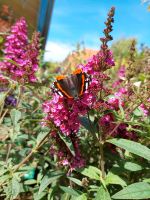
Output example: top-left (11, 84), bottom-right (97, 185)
top-left (53, 69), bottom-right (90, 99)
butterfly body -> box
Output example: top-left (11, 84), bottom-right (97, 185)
top-left (53, 69), bottom-right (90, 99)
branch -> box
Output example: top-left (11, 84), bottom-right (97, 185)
top-left (13, 131), bottom-right (50, 172)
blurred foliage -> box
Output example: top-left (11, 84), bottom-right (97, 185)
top-left (111, 38), bottom-right (137, 64)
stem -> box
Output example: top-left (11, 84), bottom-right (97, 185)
top-left (16, 85), bottom-right (24, 108)
top-left (13, 131), bottom-right (50, 172)
top-left (99, 134), bottom-right (105, 179)
top-left (5, 143), bottom-right (12, 164)
top-left (0, 109), bottom-right (9, 124)
top-left (14, 149), bottom-right (34, 172)
top-left (108, 122), bottom-right (120, 137)
top-left (87, 112), bottom-right (105, 178)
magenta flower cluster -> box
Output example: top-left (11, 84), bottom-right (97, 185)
top-left (0, 17), bottom-right (40, 83)
top-left (43, 92), bottom-right (94, 135)
top-left (81, 50), bottom-right (115, 75)
top-left (42, 87), bottom-right (95, 170)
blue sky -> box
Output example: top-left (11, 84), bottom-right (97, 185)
top-left (44, 0), bottom-right (150, 61)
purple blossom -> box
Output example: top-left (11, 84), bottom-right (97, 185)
top-left (5, 95), bottom-right (17, 107)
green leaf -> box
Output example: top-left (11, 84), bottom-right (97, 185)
top-left (0, 92), bottom-right (6, 105)
top-left (0, 168), bottom-right (8, 176)
top-left (61, 193), bottom-right (71, 200)
top-left (95, 186), bottom-right (111, 200)
top-left (112, 182), bottom-right (150, 199)
top-left (0, 174), bottom-right (9, 184)
top-left (58, 133), bottom-right (75, 156)
top-left (24, 179), bottom-right (37, 185)
top-left (107, 138), bottom-right (150, 161)
top-left (105, 172), bottom-right (127, 187)
top-left (76, 194), bottom-right (87, 200)
top-left (119, 104), bottom-right (125, 119)
top-left (78, 166), bottom-right (101, 181)
top-left (11, 177), bottom-right (21, 199)
top-left (38, 173), bottom-right (63, 194)
top-left (34, 191), bottom-right (47, 200)
top-left (60, 186), bottom-right (81, 197)
top-left (36, 131), bottom-right (49, 145)
top-left (143, 178), bottom-right (150, 183)
top-left (133, 108), bottom-right (144, 117)
top-left (79, 116), bottom-right (97, 133)
top-left (47, 188), bottom-right (55, 200)
top-left (10, 109), bottom-right (21, 126)
top-left (67, 177), bottom-right (82, 186)
top-left (124, 162), bottom-right (142, 171)
top-left (89, 185), bottom-right (100, 192)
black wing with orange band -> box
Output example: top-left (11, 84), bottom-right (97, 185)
top-left (54, 69), bottom-right (87, 99)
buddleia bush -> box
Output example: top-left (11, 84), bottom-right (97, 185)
top-left (0, 7), bottom-right (149, 200)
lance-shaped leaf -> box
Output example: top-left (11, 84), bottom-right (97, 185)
top-left (10, 109), bottom-right (21, 126)
top-left (112, 182), bottom-right (150, 199)
top-left (107, 138), bottom-right (150, 161)
top-left (95, 186), bottom-right (111, 200)
top-left (79, 116), bottom-right (97, 133)
top-left (60, 186), bottom-right (81, 197)
top-left (105, 172), bottom-right (127, 187)
top-left (39, 172), bottom-right (63, 194)
top-left (58, 133), bottom-right (75, 156)
top-left (77, 166), bottom-right (101, 181)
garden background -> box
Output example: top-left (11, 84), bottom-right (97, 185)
top-left (0, 1), bottom-right (150, 200)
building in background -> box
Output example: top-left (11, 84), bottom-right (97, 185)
top-left (0, 0), bottom-right (54, 48)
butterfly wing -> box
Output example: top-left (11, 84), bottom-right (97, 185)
top-left (55, 75), bottom-right (80, 98)
top-left (54, 69), bottom-right (88, 99)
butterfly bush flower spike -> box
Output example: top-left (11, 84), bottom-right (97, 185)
top-left (0, 17), bottom-right (40, 83)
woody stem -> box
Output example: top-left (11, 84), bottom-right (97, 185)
top-left (99, 134), bottom-right (105, 179)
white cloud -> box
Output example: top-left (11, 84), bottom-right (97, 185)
top-left (44, 41), bottom-right (74, 62)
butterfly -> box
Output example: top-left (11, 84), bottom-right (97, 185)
top-left (53, 68), bottom-right (90, 99)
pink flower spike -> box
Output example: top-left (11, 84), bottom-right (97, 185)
top-left (0, 18), bottom-right (40, 83)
